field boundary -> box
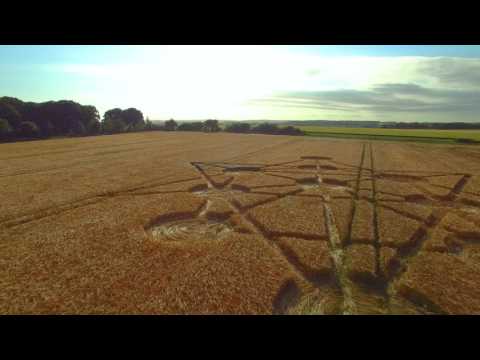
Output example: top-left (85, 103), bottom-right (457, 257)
top-left (304, 130), bottom-right (480, 144)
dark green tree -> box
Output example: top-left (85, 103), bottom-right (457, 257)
top-left (70, 120), bottom-right (86, 136)
top-left (36, 119), bottom-right (55, 138)
top-left (87, 120), bottom-right (102, 135)
top-left (103, 108), bottom-right (125, 134)
top-left (203, 119), bottom-right (220, 132)
top-left (103, 108), bottom-right (123, 122)
top-left (18, 121), bottom-right (40, 138)
top-left (81, 105), bottom-right (101, 132)
top-left (277, 126), bottom-right (304, 136)
top-left (0, 100), bottom-right (22, 129)
top-left (103, 118), bottom-right (126, 134)
top-left (164, 119), bottom-right (178, 131)
top-left (0, 118), bottom-right (13, 140)
top-left (145, 118), bottom-right (153, 131)
top-left (178, 122), bottom-right (204, 131)
top-left (225, 122), bottom-right (250, 133)
top-left (122, 108), bottom-right (144, 130)
top-left (251, 123), bottom-right (279, 134)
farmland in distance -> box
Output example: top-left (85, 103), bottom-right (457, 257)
top-left (298, 126), bottom-right (480, 144)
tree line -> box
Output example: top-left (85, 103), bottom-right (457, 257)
top-left (152, 119), bottom-right (304, 135)
top-left (380, 122), bottom-right (480, 129)
top-left (0, 97), bottom-right (101, 140)
top-left (225, 122), bottom-right (304, 135)
top-left (0, 96), bottom-right (304, 142)
top-left (154, 119), bottom-right (223, 132)
top-left (288, 120), bottom-right (480, 130)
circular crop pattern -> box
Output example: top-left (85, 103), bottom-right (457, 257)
top-left (150, 219), bottom-right (232, 242)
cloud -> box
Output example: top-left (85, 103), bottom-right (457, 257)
top-left (250, 83), bottom-right (480, 115)
top-left (418, 57), bottom-right (480, 87)
top-left (39, 50), bottom-right (480, 120)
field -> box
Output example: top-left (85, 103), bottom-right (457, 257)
top-left (298, 126), bottom-right (480, 143)
top-left (1, 132), bottom-right (480, 314)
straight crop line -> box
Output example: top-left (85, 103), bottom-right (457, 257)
top-left (313, 154), bottom-right (356, 314)
top-left (0, 175), bottom-right (201, 227)
top-left (369, 144), bottom-right (381, 277)
top-left (345, 143), bottom-right (367, 247)
top-left (368, 143), bottom-right (392, 314)
top-left (322, 196), bottom-right (354, 315)
top-left (1, 196), bottom-right (107, 229)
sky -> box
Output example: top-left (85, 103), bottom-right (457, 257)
top-left (1, 45), bottom-right (480, 122)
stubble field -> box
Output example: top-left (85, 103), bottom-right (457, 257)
top-left (1, 132), bottom-right (480, 314)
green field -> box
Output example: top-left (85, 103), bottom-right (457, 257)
top-left (298, 126), bottom-right (480, 144)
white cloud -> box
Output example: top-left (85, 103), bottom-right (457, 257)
top-left (41, 46), bottom-right (480, 120)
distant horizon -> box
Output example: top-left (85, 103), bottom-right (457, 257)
top-left (150, 118), bottom-right (480, 124)
top-left (2, 45), bottom-right (480, 122)
top-left (4, 94), bottom-right (480, 124)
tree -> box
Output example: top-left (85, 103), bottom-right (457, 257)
top-left (36, 119), bottom-right (55, 138)
top-left (43, 100), bottom-right (83, 135)
top-left (203, 119), bottom-right (220, 132)
top-left (164, 119), bottom-right (177, 131)
top-left (122, 108), bottom-right (144, 130)
top-left (70, 120), bottom-right (86, 136)
top-left (103, 108), bottom-right (126, 134)
top-left (103, 108), bottom-right (123, 122)
top-left (277, 126), bottom-right (304, 136)
top-left (177, 122), bottom-right (204, 131)
top-left (132, 121), bottom-right (146, 132)
top-left (18, 121), bottom-right (40, 138)
top-left (0, 96), bottom-right (154, 141)
top-left (0, 100), bottom-right (22, 129)
top-left (251, 123), bottom-right (279, 134)
top-left (112, 119), bottom-right (126, 133)
top-left (87, 120), bottom-right (101, 135)
top-left (103, 108), bottom-right (146, 133)
top-left (81, 105), bottom-right (100, 133)
top-left (0, 118), bottom-right (13, 140)
top-left (225, 122), bottom-right (250, 133)
top-left (145, 119), bottom-right (153, 131)
top-left (124, 121), bottom-right (145, 132)
top-left (103, 118), bottom-right (126, 134)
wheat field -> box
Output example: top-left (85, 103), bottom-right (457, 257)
top-left (1, 132), bottom-right (480, 314)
